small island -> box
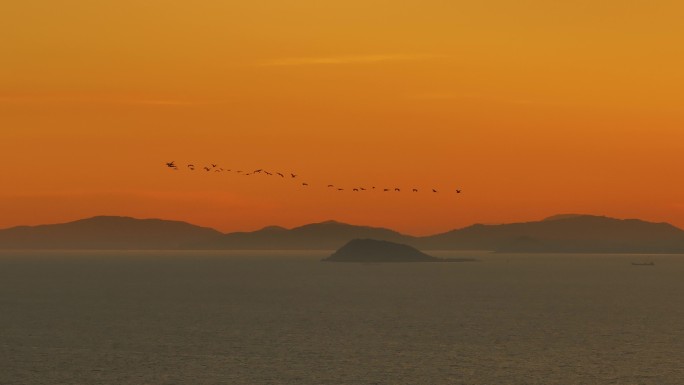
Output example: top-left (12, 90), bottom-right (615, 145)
top-left (323, 238), bottom-right (476, 263)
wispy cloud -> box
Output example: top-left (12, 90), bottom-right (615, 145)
top-left (0, 96), bottom-right (232, 106)
top-left (404, 93), bottom-right (559, 106)
top-left (262, 54), bottom-right (440, 67)
top-left (405, 93), bottom-right (466, 101)
top-left (124, 99), bottom-right (232, 106)
top-left (127, 100), bottom-right (195, 106)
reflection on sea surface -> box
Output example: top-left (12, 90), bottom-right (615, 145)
top-left (1, 251), bottom-right (683, 384)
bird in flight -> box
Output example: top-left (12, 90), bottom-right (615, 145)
top-left (161, 161), bottom-right (465, 199)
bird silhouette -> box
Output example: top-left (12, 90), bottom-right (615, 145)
top-left (161, 161), bottom-right (463, 200)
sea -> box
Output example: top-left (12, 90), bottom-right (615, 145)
top-left (1, 251), bottom-right (683, 385)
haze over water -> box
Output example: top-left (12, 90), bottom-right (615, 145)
top-left (2, 251), bottom-right (683, 384)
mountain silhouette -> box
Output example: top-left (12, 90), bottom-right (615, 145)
top-left (541, 214), bottom-right (585, 221)
top-left (190, 220), bottom-right (414, 250)
top-left (0, 216), bottom-right (222, 250)
top-left (1, 214), bottom-right (684, 253)
top-left (419, 215), bottom-right (684, 253)
top-left (323, 239), bottom-right (439, 262)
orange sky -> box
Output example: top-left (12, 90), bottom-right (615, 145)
top-left (2, 0), bottom-right (684, 235)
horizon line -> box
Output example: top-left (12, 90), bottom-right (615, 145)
top-left (2, 213), bottom-right (673, 237)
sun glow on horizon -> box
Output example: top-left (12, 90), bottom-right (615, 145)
top-left (2, 0), bottom-right (683, 234)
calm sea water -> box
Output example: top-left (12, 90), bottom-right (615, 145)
top-left (1, 251), bottom-right (683, 385)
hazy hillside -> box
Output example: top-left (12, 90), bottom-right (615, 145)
top-left (420, 215), bottom-right (684, 253)
top-left (0, 216), bottom-right (222, 250)
top-left (2, 214), bottom-right (684, 253)
top-left (190, 220), bottom-right (415, 250)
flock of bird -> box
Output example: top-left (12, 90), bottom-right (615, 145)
top-left (165, 161), bottom-right (463, 194)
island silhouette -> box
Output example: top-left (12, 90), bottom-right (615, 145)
top-left (324, 239), bottom-right (439, 262)
top-left (324, 239), bottom-right (477, 263)
top-left (1, 214), bottom-right (684, 253)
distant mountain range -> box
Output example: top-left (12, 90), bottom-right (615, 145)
top-left (0, 216), bottom-right (221, 250)
top-left (416, 215), bottom-right (684, 253)
top-left (1, 214), bottom-right (684, 253)
top-left (188, 220), bottom-right (412, 250)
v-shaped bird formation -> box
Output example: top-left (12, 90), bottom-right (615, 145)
top-left (164, 161), bottom-right (463, 194)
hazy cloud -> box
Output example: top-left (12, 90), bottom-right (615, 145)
top-left (405, 93), bottom-right (466, 100)
top-left (404, 93), bottom-right (558, 106)
top-left (262, 54), bottom-right (440, 67)
top-left (0, 96), bottom-right (232, 106)
top-left (124, 99), bottom-right (232, 106)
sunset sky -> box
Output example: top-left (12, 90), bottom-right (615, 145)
top-left (2, 0), bottom-right (683, 235)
